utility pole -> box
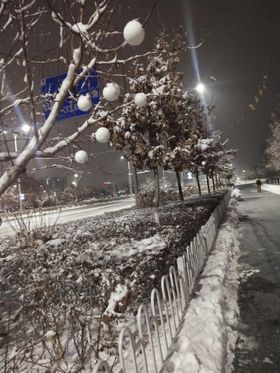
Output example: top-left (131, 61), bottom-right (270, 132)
top-left (128, 161), bottom-right (133, 194)
top-left (14, 134), bottom-right (23, 210)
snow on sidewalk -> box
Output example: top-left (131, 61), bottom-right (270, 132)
top-left (262, 183), bottom-right (280, 195)
top-left (163, 200), bottom-right (240, 373)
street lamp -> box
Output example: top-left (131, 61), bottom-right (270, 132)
top-left (195, 83), bottom-right (205, 94)
top-left (121, 156), bottom-right (133, 194)
top-left (13, 124), bottom-right (31, 210)
top-left (22, 123), bottom-right (31, 133)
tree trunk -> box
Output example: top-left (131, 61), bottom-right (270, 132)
top-left (206, 175), bottom-right (211, 194)
top-left (153, 167), bottom-right (160, 225)
top-left (211, 173), bottom-right (216, 192)
top-left (133, 166), bottom-right (139, 194)
top-left (134, 166), bottom-right (142, 208)
top-left (215, 174), bottom-right (219, 189)
top-left (195, 172), bottom-right (202, 195)
top-left (175, 170), bottom-right (184, 201)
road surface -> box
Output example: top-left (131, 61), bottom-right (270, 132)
top-left (233, 185), bottom-right (280, 372)
top-left (0, 197), bottom-right (135, 237)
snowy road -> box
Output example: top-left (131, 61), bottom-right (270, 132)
top-left (233, 185), bottom-right (280, 372)
top-left (0, 197), bottom-right (135, 237)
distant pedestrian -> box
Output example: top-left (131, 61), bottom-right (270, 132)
top-left (256, 178), bottom-right (262, 192)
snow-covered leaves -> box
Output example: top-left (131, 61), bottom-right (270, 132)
top-left (265, 119), bottom-right (280, 171)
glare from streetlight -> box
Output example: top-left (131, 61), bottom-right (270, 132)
top-left (74, 174), bottom-right (78, 178)
top-left (22, 123), bottom-right (31, 133)
top-left (195, 83), bottom-right (205, 94)
top-left (120, 156), bottom-right (124, 160)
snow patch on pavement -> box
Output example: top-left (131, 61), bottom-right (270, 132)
top-left (262, 183), bottom-right (280, 195)
top-left (163, 200), bottom-right (240, 373)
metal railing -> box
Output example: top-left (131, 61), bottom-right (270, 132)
top-left (95, 191), bottom-right (231, 373)
top-left (266, 177), bottom-right (280, 185)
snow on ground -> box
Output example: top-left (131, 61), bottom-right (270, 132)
top-left (262, 183), bottom-right (280, 195)
top-left (231, 187), bottom-right (243, 200)
top-left (163, 200), bottom-right (240, 373)
top-left (0, 194), bottom-right (224, 372)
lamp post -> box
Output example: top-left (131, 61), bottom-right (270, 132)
top-left (121, 156), bottom-right (133, 194)
top-left (13, 134), bottom-right (23, 210)
top-left (13, 124), bottom-right (31, 210)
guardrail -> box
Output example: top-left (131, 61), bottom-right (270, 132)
top-left (266, 178), bottom-right (280, 186)
top-left (95, 190), bottom-right (232, 373)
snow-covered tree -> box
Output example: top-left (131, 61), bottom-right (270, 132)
top-left (179, 107), bottom-right (212, 195)
top-left (0, 0), bottom-right (160, 195)
top-left (265, 119), bottom-right (280, 172)
top-left (162, 91), bottom-right (211, 199)
top-left (198, 134), bottom-right (234, 192)
top-left (96, 33), bottom-right (188, 222)
top-left (215, 147), bottom-right (236, 185)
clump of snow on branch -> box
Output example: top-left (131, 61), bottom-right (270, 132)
top-left (123, 19), bottom-right (145, 46)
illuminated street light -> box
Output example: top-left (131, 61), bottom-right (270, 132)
top-left (195, 83), bottom-right (205, 94)
top-left (120, 156), bottom-right (132, 194)
top-left (22, 123), bottom-right (31, 133)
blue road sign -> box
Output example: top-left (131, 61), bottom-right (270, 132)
top-left (41, 70), bottom-right (100, 121)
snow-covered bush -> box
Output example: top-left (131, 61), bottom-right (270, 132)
top-left (0, 186), bottom-right (19, 212)
top-left (136, 179), bottom-right (179, 208)
top-left (6, 208), bottom-right (61, 245)
top-left (0, 194), bottom-right (223, 371)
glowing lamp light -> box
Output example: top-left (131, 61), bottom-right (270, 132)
top-left (95, 127), bottom-right (110, 143)
top-left (195, 83), bottom-right (205, 94)
top-left (22, 124), bottom-right (31, 133)
top-left (103, 82), bottom-right (121, 101)
top-left (77, 94), bottom-right (92, 112)
top-left (74, 150), bottom-right (88, 164)
top-left (123, 20), bottom-right (145, 46)
top-left (134, 92), bottom-right (147, 108)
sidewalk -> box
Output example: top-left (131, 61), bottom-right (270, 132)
top-left (233, 185), bottom-right (280, 372)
